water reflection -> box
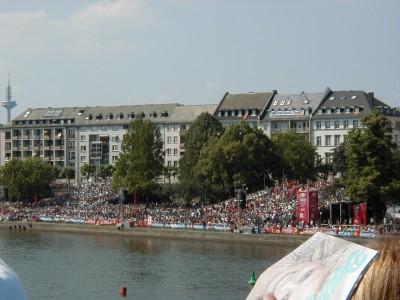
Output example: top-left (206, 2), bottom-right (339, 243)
top-left (0, 230), bottom-right (295, 300)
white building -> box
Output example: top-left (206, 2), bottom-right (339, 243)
top-left (1, 87), bottom-right (398, 184)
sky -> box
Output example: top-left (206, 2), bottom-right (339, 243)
top-left (0, 0), bottom-right (399, 123)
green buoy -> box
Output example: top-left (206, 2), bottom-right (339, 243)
top-left (248, 271), bottom-right (257, 285)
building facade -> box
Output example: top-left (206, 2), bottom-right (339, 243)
top-left (1, 88), bottom-right (399, 184)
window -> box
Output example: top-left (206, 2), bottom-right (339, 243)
top-left (68, 152), bottom-right (76, 160)
top-left (345, 108), bottom-right (350, 114)
top-left (81, 156), bottom-right (87, 163)
top-left (167, 137), bottom-right (172, 144)
top-left (68, 141), bottom-right (76, 149)
top-left (317, 136), bottom-right (322, 146)
top-left (325, 154), bottom-right (332, 164)
top-left (353, 120), bottom-right (359, 128)
top-left (173, 136), bottom-right (178, 144)
top-left (112, 156), bottom-right (119, 163)
top-left (336, 108), bottom-right (341, 114)
top-left (325, 136), bottom-right (331, 146)
top-left (173, 149), bottom-right (178, 156)
top-left (166, 149), bottom-right (171, 156)
top-left (316, 122), bottom-right (321, 129)
top-left (112, 145), bottom-right (119, 152)
top-left (81, 146), bottom-right (87, 152)
top-left (334, 135), bottom-right (340, 146)
top-left (344, 120), bottom-right (349, 129)
top-left (167, 161), bottom-right (172, 166)
top-left (325, 121), bottom-right (331, 129)
top-left (334, 121), bottom-right (340, 129)
top-left (343, 135), bottom-right (348, 143)
top-left (81, 135), bottom-right (87, 142)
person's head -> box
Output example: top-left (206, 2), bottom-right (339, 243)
top-left (351, 236), bottom-right (399, 300)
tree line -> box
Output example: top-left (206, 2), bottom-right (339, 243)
top-left (1, 111), bottom-right (399, 222)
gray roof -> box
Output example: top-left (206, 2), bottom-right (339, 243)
top-left (7, 103), bottom-right (182, 127)
top-left (267, 92), bottom-right (324, 111)
top-left (314, 89), bottom-right (390, 118)
top-left (217, 92), bottom-right (272, 110)
top-left (167, 104), bottom-right (218, 123)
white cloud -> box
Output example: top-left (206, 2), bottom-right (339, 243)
top-left (204, 81), bottom-right (218, 92)
top-left (0, 11), bottom-right (55, 54)
top-left (0, 0), bottom-right (153, 54)
top-left (71, 0), bottom-right (153, 31)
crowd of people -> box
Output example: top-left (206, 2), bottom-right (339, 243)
top-left (1, 178), bottom-right (399, 234)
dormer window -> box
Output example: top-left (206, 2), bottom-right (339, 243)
top-left (128, 112), bottom-right (135, 119)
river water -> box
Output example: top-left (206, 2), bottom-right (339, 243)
top-left (0, 229), bottom-right (295, 300)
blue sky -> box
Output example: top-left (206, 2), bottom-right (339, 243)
top-left (0, 0), bottom-right (399, 123)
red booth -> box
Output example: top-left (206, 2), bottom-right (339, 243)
top-left (297, 190), bottom-right (319, 225)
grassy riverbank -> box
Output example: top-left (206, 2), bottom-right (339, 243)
top-left (1, 221), bottom-right (313, 245)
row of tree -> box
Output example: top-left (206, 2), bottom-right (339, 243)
top-left (1, 111), bottom-right (399, 222)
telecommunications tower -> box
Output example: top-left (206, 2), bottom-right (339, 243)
top-left (1, 76), bottom-right (17, 123)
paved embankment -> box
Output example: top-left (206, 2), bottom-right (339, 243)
top-left (1, 222), bottom-right (313, 245)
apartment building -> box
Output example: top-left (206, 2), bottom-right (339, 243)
top-left (0, 103), bottom-right (216, 183)
top-left (213, 88), bottom-right (399, 165)
top-left (1, 88), bottom-right (398, 184)
top-left (311, 88), bottom-right (400, 163)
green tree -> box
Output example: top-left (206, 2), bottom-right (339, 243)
top-left (195, 122), bottom-right (278, 202)
top-left (179, 112), bottom-right (223, 203)
top-left (60, 166), bottom-right (75, 189)
top-left (80, 164), bottom-right (96, 182)
top-left (271, 130), bottom-right (317, 182)
top-left (0, 157), bottom-right (58, 202)
top-left (331, 142), bottom-right (347, 177)
top-left (112, 118), bottom-right (164, 201)
top-left (343, 111), bottom-right (400, 222)
top-left (99, 164), bottom-right (115, 179)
